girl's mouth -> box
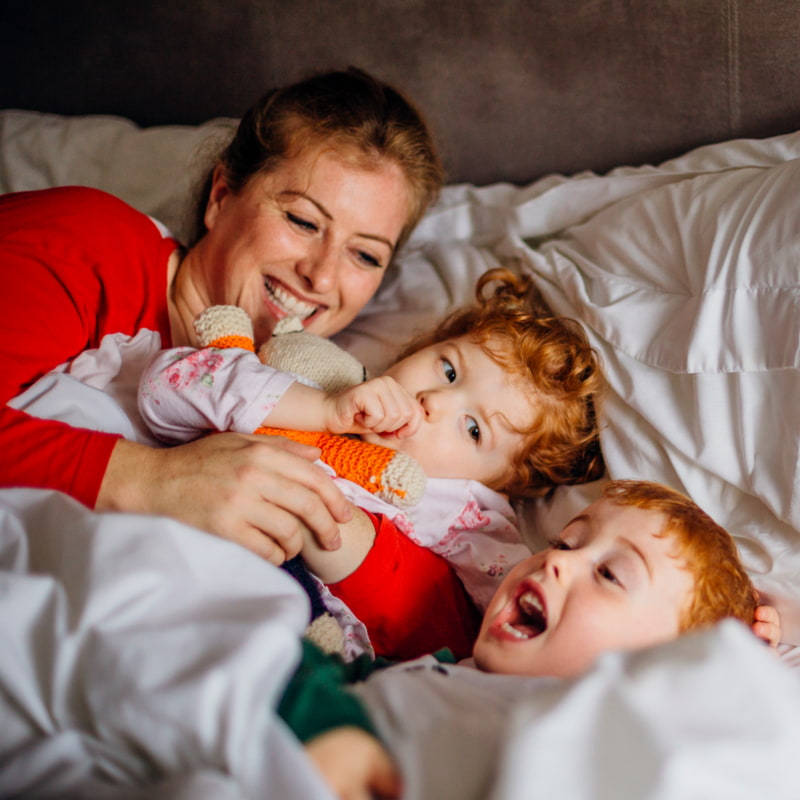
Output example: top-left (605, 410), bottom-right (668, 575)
top-left (264, 278), bottom-right (319, 320)
top-left (499, 586), bottom-right (548, 640)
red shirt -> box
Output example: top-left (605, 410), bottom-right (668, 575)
top-left (0, 187), bottom-right (177, 505)
top-left (328, 511), bottom-right (482, 661)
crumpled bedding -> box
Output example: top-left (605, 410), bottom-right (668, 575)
top-left (2, 110), bottom-right (800, 797)
top-left (2, 487), bottom-right (800, 800)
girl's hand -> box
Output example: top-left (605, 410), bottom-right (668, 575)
top-left (752, 604), bottom-right (781, 647)
top-left (324, 376), bottom-right (422, 439)
top-left (96, 433), bottom-right (352, 565)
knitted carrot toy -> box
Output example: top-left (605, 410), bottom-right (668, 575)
top-left (194, 306), bottom-right (427, 509)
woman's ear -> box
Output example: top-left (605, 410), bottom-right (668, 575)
top-left (204, 164), bottom-right (230, 230)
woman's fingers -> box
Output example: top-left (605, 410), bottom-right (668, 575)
top-left (98, 433), bottom-right (348, 560)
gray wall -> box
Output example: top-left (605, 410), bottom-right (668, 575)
top-left (2, 1), bottom-right (800, 185)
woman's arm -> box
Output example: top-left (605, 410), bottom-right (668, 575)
top-left (96, 434), bottom-right (351, 563)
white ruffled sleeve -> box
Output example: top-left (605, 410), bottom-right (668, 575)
top-left (138, 345), bottom-right (296, 443)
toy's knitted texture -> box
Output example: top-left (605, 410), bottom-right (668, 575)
top-left (193, 306), bottom-right (426, 509)
top-left (260, 317), bottom-right (367, 393)
top-left (255, 426), bottom-right (425, 508)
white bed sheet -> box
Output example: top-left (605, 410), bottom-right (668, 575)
top-left (3, 110), bottom-right (800, 797)
top-left (2, 487), bottom-right (800, 800)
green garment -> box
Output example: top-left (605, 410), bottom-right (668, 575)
top-left (277, 638), bottom-right (455, 743)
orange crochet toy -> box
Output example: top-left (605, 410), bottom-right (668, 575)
top-left (193, 306), bottom-right (426, 509)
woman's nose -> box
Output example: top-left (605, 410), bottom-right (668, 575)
top-left (297, 242), bottom-right (338, 293)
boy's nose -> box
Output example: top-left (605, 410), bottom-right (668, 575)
top-left (544, 547), bottom-right (574, 583)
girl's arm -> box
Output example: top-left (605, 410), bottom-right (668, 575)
top-left (139, 343), bottom-right (422, 443)
top-left (299, 502), bottom-right (377, 583)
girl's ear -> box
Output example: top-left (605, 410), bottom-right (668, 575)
top-left (204, 164), bottom-right (230, 231)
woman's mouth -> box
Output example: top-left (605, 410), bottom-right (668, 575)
top-left (264, 278), bottom-right (319, 320)
top-left (499, 587), bottom-right (548, 640)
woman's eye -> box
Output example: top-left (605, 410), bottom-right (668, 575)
top-left (286, 212), bottom-right (318, 233)
top-left (355, 250), bottom-right (383, 269)
top-left (466, 416), bottom-right (481, 444)
top-left (441, 358), bottom-right (456, 383)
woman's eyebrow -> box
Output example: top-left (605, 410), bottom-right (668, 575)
top-left (278, 189), bottom-right (395, 249)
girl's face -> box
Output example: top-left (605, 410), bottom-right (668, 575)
top-left (180, 144), bottom-right (411, 346)
top-left (473, 498), bottom-right (695, 679)
top-left (362, 336), bottom-right (537, 487)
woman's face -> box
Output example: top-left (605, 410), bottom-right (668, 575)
top-left (184, 145), bottom-right (411, 345)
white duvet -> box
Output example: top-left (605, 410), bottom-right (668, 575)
top-left (2, 110), bottom-right (800, 798)
top-left (2, 488), bottom-right (800, 800)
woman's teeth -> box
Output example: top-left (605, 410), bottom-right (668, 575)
top-left (265, 279), bottom-right (316, 319)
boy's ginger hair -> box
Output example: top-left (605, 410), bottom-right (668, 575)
top-left (603, 480), bottom-right (758, 630)
top-left (399, 266), bottom-right (605, 498)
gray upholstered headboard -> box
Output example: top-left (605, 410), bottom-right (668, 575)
top-left (2, 0), bottom-right (799, 185)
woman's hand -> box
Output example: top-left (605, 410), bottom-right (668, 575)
top-left (305, 727), bottom-right (401, 800)
top-left (96, 433), bottom-right (351, 564)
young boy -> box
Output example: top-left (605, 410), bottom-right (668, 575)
top-left (285, 480), bottom-right (775, 800)
top-left (139, 267), bottom-right (605, 659)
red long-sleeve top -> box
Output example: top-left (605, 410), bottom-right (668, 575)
top-left (328, 511), bottom-right (482, 661)
top-left (0, 187), bottom-right (177, 506)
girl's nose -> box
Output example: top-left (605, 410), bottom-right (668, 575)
top-left (418, 389), bottom-right (447, 420)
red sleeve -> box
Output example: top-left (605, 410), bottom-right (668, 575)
top-left (327, 512), bottom-right (482, 661)
top-left (0, 187), bottom-right (178, 506)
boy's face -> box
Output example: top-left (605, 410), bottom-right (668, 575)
top-left (361, 336), bottom-right (536, 486)
top-left (473, 498), bottom-right (695, 678)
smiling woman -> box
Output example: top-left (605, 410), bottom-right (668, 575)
top-left (0, 67), bottom-right (443, 564)
top-left (176, 147), bottom-right (411, 347)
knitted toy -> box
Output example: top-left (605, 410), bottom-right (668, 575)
top-left (194, 305), bottom-right (428, 657)
top-left (194, 306), bottom-right (427, 509)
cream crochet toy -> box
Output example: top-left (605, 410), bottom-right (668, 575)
top-left (194, 305), bottom-right (427, 509)
top-left (194, 305), bottom-right (428, 656)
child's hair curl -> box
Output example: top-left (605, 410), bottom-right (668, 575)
top-left (398, 266), bottom-right (606, 498)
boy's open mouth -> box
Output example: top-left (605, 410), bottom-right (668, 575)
top-left (500, 588), bottom-right (547, 640)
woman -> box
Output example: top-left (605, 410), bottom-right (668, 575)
top-left (0, 67), bottom-right (443, 563)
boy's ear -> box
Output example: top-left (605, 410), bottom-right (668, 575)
top-left (204, 164), bottom-right (231, 231)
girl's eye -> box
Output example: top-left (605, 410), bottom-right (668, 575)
top-left (441, 358), bottom-right (456, 383)
top-left (552, 539), bottom-right (572, 551)
top-left (466, 416), bottom-right (481, 444)
top-left (287, 212), bottom-right (318, 233)
top-left (597, 564), bottom-right (621, 586)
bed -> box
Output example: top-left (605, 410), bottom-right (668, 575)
top-left (2, 2), bottom-right (800, 798)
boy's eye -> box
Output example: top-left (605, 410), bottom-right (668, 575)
top-left (287, 212), bottom-right (318, 232)
top-left (441, 358), bottom-right (456, 383)
top-left (466, 416), bottom-right (481, 444)
top-left (597, 564), bottom-right (621, 586)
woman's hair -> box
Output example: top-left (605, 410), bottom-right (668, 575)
top-left (193, 66), bottom-right (443, 249)
top-left (602, 480), bottom-right (758, 631)
top-left (398, 266), bottom-right (606, 498)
